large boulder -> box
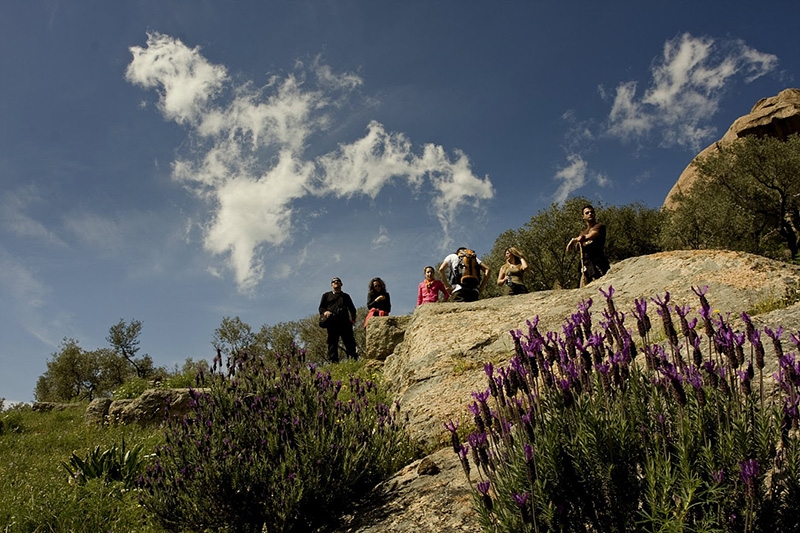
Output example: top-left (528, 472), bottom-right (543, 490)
top-left (348, 249), bottom-right (800, 531)
top-left (664, 88), bottom-right (800, 209)
top-left (384, 249), bottom-right (800, 448)
top-left (84, 397), bottom-right (113, 425)
top-left (98, 388), bottom-right (199, 425)
top-left (338, 447), bottom-right (479, 532)
top-left (365, 315), bottom-right (412, 360)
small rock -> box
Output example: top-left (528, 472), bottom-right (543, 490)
top-left (417, 457), bottom-right (440, 476)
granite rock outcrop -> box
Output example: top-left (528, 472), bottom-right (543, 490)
top-left (664, 88), bottom-right (800, 209)
top-left (350, 249), bottom-right (800, 531)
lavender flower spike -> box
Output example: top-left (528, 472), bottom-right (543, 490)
top-left (739, 458), bottom-right (760, 484)
top-left (512, 492), bottom-right (530, 507)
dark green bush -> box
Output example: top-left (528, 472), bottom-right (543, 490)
top-left (139, 348), bottom-right (414, 533)
top-left (0, 404), bottom-right (27, 435)
top-left (453, 286), bottom-right (800, 532)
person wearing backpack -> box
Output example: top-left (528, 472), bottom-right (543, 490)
top-left (439, 247), bottom-right (490, 302)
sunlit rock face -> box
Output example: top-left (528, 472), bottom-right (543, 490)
top-left (380, 250), bottom-right (800, 448)
top-left (664, 88), bottom-right (800, 210)
top-left (354, 249), bottom-right (800, 532)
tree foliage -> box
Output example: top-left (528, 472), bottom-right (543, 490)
top-left (34, 339), bottom-right (132, 402)
top-left (211, 316), bottom-right (255, 357)
top-left (482, 197), bottom-right (665, 295)
top-left (107, 318), bottom-right (153, 378)
top-left (212, 309), bottom-right (368, 365)
top-left (663, 133), bottom-right (800, 260)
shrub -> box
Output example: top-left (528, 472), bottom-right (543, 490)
top-left (452, 286), bottom-right (800, 532)
top-left (112, 376), bottom-right (153, 400)
top-left (62, 438), bottom-right (144, 488)
top-left (0, 403), bottom-right (28, 435)
top-left (139, 348), bottom-right (414, 533)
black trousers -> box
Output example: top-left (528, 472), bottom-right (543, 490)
top-left (326, 324), bottom-right (357, 362)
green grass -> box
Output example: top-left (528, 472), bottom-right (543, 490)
top-left (0, 404), bottom-right (165, 533)
top-left (747, 286), bottom-right (800, 316)
top-left (0, 358), bottom-right (412, 532)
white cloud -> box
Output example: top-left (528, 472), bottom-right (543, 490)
top-left (553, 154), bottom-right (588, 203)
top-left (372, 226), bottom-right (390, 247)
top-left (127, 32), bottom-right (493, 292)
top-left (606, 33), bottom-right (778, 150)
top-left (126, 32), bottom-right (228, 126)
top-left (317, 121), bottom-right (424, 198)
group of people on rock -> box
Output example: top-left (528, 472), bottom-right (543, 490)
top-left (318, 204), bottom-right (609, 361)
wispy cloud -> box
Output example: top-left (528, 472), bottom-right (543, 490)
top-left (554, 32), bottom-right (777, 202)
top-left (1, 186), bottom-right (64, 246)
top-left (553, 154), bottom-right (588, 204)
top-left (372, 225), bottom-right (390, 247)
top-left (606, 33), bottom-right (777, 150)
top-left (63, 211), bottom-right (124, 251)
top-left (0, 248), bottom-right (68, 347)
top-left (126, 32), bottom-right (493, 292)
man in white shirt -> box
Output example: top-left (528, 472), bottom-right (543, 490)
top-left (439, 247), bottom-right (490, 302)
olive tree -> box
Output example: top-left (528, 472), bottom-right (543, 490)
top-left (212, 316), bottom-right (256, 358)
top-left (663, 133), bottom-right (800, 260)
top-left (107, 318), bottom-right (153, 378)
top-left (34, 339), bottom-right (131, 401)
top-left (483, 198), bottom-right (664, 295)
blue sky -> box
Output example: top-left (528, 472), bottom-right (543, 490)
top-left (1, 1), bottom-right (797, 403)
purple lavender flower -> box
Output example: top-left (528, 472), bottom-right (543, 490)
top-left (477, 480), bottom-right (493, 512)
top-left (765, 325), bottom-right (784, 359)
top-left (512, 491), bottom-right (530, 508)
top-left (600, 286), bottom-right (616, 316)
top-left (739, 459), bottom-right (759, 485)
top-left (459, 443), bottom-right (470, 461)
top-left (599, 285), bottom-right (615, 299)
top-left (791, 332), bottom-right (800, 349)
top-left (692, 285), bottom-right (710, 310)
top-left (472, 389), bottom-right (490, 404)
top-left (750, 329), bottom-right (765, 370)
top-left (524, 443), bottom-right (534, 462)
top-left (674, 304), bottom-right (692, 338)
top-left (632, 297), bottom-right (650, 330)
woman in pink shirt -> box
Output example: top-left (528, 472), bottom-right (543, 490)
top-left (417, 266), bottom-right (449, 305)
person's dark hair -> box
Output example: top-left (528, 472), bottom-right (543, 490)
top-left (424, 266), bottom-right (435, 275)
top-left (368, 277), bottom-right (386, 300)
top-left (456, 247), bottom-right (467, 253)
top-left (582, 204), bottom-right (595, 213)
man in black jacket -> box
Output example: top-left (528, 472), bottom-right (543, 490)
top-left (318, 277), bottom-right (358, 362)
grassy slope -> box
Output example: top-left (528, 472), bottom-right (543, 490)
top-left (0, 405), bottom-right (165, 533)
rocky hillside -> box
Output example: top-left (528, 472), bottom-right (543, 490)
top-left (664, 88), bottom-right (800, 209)
top-left (344, 250), bottom-right (800, 532)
